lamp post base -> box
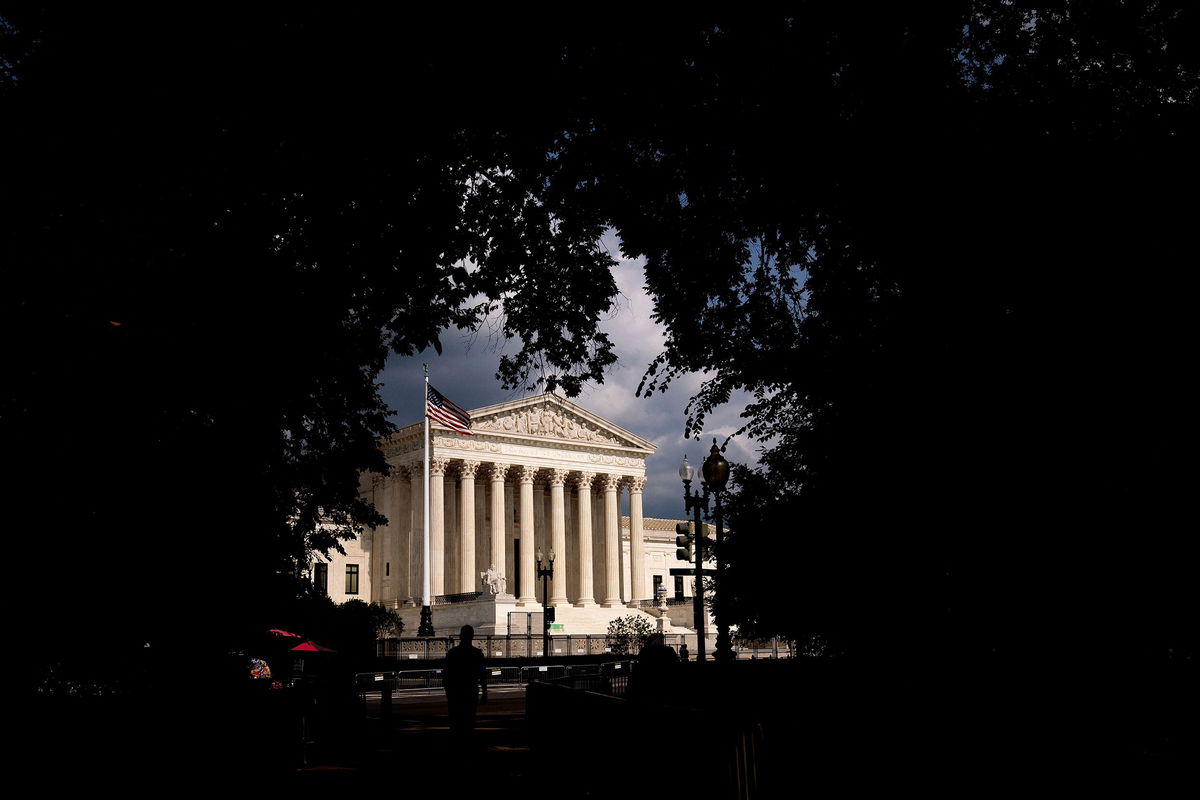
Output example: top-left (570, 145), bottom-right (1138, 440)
top-left (417, 605), bottom-right (435, 637)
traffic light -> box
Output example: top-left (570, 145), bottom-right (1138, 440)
top-left (675, 521), bottom-right (694, 561)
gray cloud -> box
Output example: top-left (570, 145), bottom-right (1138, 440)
top-left (378, 236), bottom-right (758, 520)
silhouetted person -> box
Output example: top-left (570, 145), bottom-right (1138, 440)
top-left (679, 642), bottom-right (690, 662)
top-left (630, 632), bottom-right (678, 703)
top-left (444, 625), bottom-right (488, 743)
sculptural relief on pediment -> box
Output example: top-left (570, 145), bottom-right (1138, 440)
top-left (473, 403), bottom-right (623, 446)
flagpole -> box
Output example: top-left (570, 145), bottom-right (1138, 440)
top-left (418, 363), bottom-right (434, 636)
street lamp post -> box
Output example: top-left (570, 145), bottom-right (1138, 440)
top-left (700, 441), bottom-right (729, 662)
top-left (680, 440), bottom-right (735, 664)
top-left (537, 549), bottom-right (555, 658)
top-left (679, 455), bottom-right (708, 664)
top-left (701, 440), bottom-right (734, 664)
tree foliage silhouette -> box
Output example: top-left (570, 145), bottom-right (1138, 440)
top-left (5, 6), bottom-right (1196, 667)
top-left (1, 8), bottom-right (621, 657)
top-left (534, 5), bottom-right (1195, 659)
top-left (586, 6), bottom-right (1199, 660)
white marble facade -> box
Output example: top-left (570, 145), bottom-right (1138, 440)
top-left (317, 393), bottom-right (693, 635)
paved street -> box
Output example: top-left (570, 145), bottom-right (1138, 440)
top-left (294, 686), bottom-right (533, 792)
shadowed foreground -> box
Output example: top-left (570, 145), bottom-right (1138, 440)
top-left (24, 656), bottom-right (1193, 795)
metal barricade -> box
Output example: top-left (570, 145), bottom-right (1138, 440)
top-left (565, 663), bottom-right (603, 678)
top-left (358, 662), bottom-right (630, 695)
top-left (483, 666), bottom-right (524, 685)
top-left (600, 660), bottom-right (631, 696)
top-left (393, 668), bottom-right (442, 689)
top-left (520, 664), bottom-right (569, 683)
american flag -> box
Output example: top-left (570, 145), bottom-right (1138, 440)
top-left (426, 384), bottom-right (473, 435)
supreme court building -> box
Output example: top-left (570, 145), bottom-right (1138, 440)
top-left (313, 393), bottom-right (707, 639)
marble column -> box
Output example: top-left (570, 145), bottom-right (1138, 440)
top-left (393, 466), bottom-right (411, 605)
top-left (367, 476), bottom-right (386, 604)
top-left (383, 472), bottom-right (405, 607)
top-left (533, 478), bottom-right (546, 561)
top-left (458, 460), bottom-right (479, 594)
top-left (573, 472), bottom-right (596, 606)
top-left (408, 460), bottom-right (423, 605)
top-left (429, 457), bottom-right (448, 597)
top-left (628, 477), bottom-right (648, 605)
top-left (549, 468), bottom-right (569, 605)
top-left (444, 477), bottom-right (457, 592)
top-left (488, 463), bottom-right (509, 589)
top-left (505, 482), bottom-right (516, 593)
top-left (517, 465), bottom-right (538, 604)
top-left (601, 474), bottom-right (622, 607)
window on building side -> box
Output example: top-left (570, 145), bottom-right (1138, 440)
top-left (345, 564), bottom-right (360, 595)
top-left (314, 563), bottom-right (328, 595)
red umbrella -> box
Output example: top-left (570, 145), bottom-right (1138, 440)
top-left (289, 640), bottom-right (336, 653)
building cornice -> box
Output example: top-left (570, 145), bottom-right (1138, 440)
top-left (380, 393), bottom-right (657, 468)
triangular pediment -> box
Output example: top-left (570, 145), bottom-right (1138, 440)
top-left (466, 393), bottom-right (656, 453)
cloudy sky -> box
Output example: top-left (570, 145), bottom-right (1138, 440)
top-left (377, 235), bottom-right (760, 521)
